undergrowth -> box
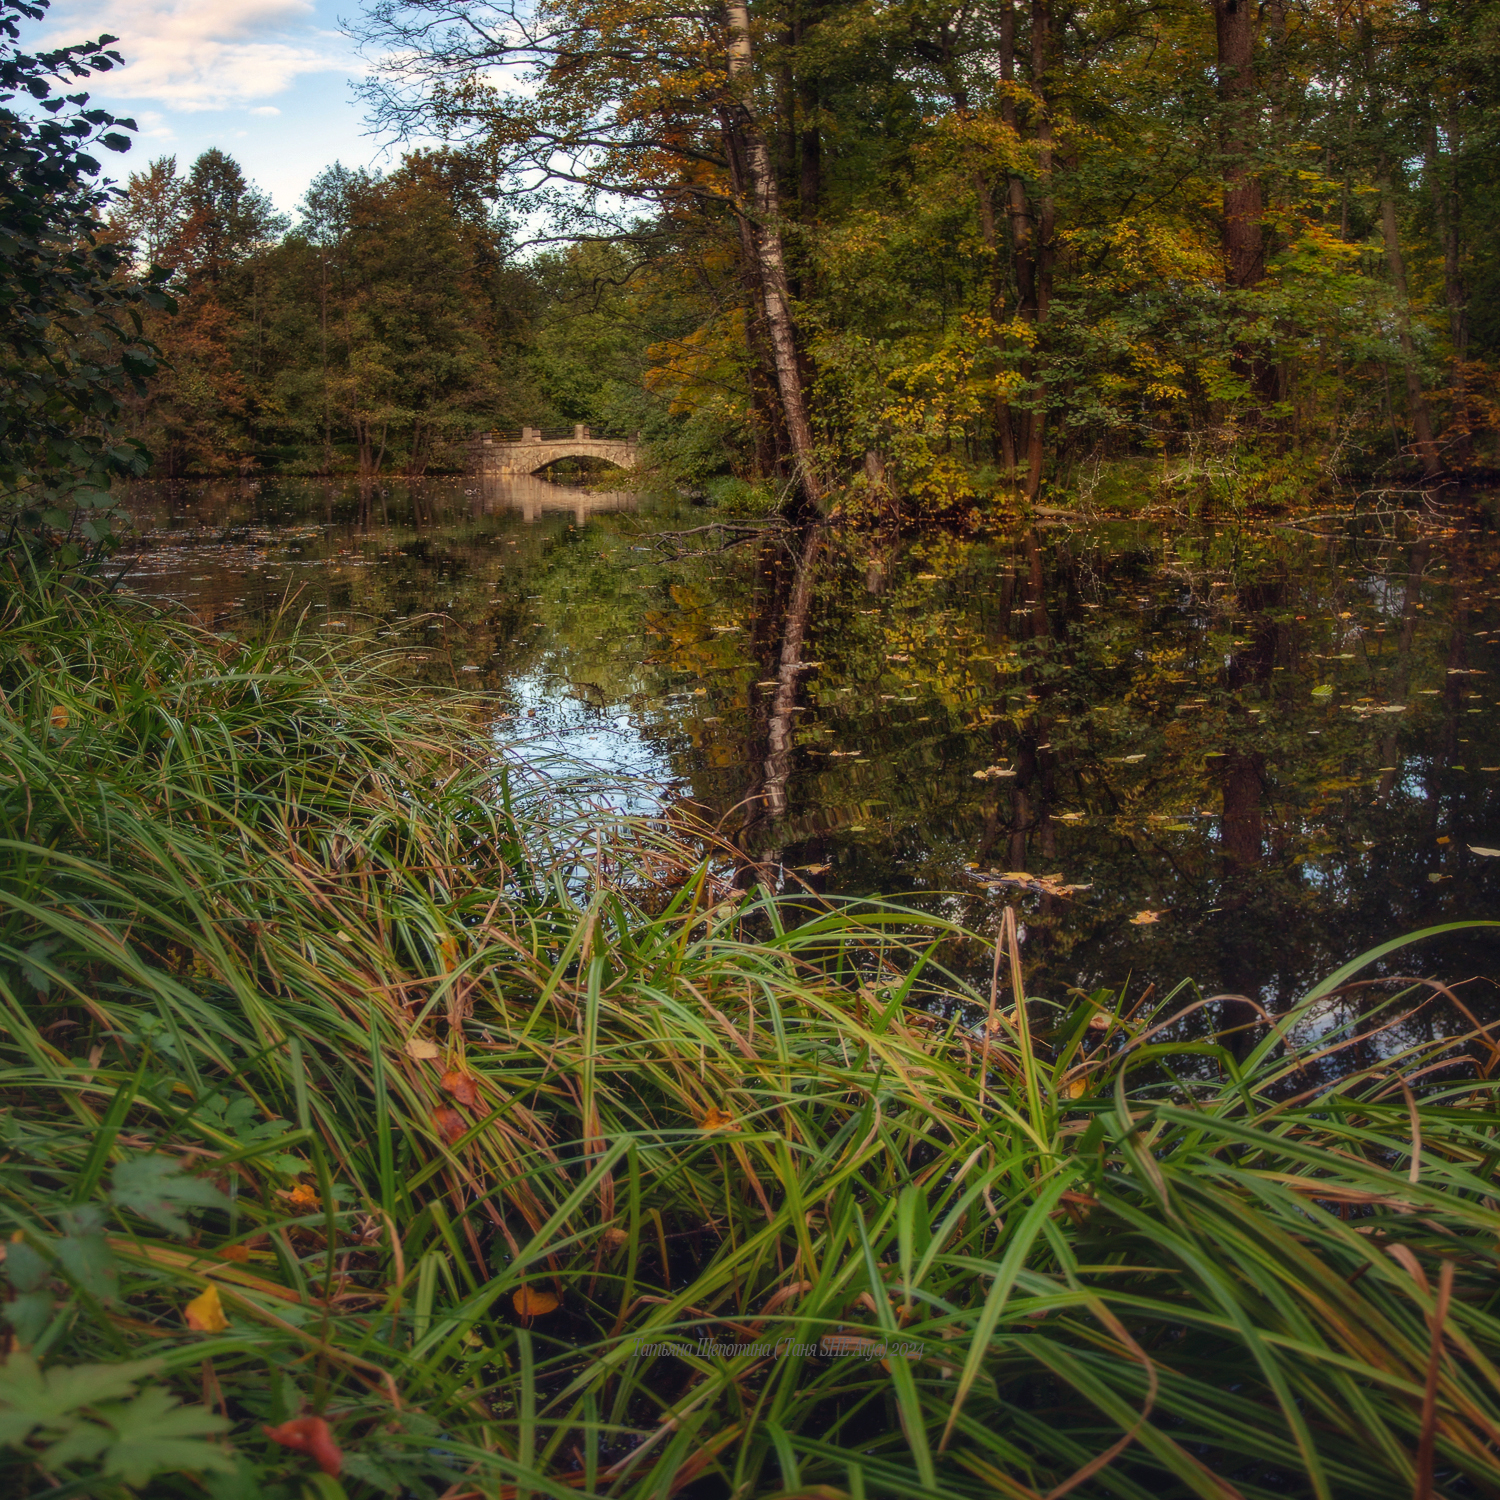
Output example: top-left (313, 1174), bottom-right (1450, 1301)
top-left (1, 577), bottom-right (1498, 1499)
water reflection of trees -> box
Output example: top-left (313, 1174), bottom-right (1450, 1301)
top-left (672, 516), bottom-right (1500, 1034)
top-left (123, 479), bottom-right (1500, 1035)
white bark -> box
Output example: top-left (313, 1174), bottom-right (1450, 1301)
top-left (724, 0), bottom-right (824, 510)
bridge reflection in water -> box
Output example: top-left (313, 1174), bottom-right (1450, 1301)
top-left (471, 472), bottom-right (638, 526)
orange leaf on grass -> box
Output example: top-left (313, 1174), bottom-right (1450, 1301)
top-left (282, 1181), bottom-right (319, 1210)
top-left (512, 1286), bottom-right (560, 1317)
top-left (699, 1106), bottom-right (736, 1131)
top-left (432, 1105), bottom-right (466, 1145)
top-left (441, 1070), bottom-right (481, 1108)
top-left (264, 1416), bottom-right (342, 1476)
top-left (216, 1244), bottom-right (250, 1263)
top-left (185, 1283), bottom-right (230, 1331)
top-left (49, 705), bottom-right (69, 730)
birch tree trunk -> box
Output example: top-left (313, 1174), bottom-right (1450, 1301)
top-left (724, 0), bottom-right (824, 512)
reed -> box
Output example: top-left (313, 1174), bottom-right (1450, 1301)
top-left (1, 577), bottom-right (1498, 1499)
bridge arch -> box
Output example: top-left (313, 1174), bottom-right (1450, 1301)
top-left (471, 425), bottom-right (640, 476)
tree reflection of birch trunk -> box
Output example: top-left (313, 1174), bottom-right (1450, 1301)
top-left (732, 525), bottom-right (826, 887)
top-left (763, 527), bottom-right (826, 820)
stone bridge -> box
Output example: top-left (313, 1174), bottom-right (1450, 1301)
top-left (471, 425), bottom-right (640, 475)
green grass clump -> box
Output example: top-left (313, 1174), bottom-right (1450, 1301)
top-left (1, 577), bottom-right (1499, 1499)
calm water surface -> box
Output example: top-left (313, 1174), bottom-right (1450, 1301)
top-left (119, 475), bottom-right (1500, 1015)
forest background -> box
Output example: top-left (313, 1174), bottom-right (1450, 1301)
top-left (105, 0), bottom-right (1500, 517)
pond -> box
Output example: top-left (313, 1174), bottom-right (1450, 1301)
top-left (118, 474), bottom-right (1500, 1016)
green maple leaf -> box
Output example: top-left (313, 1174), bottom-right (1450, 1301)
top-left (111, 1155), bottom-right (231, 1236)
top-left (94, 1385), bottom-right (233, 1487)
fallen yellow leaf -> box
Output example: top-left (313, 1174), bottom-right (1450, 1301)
top-left (405, 1036), bottom-right (441, 1060)
top-left (1129, 910), bottom-right (1162, 925)
top-left (49, 705), bottom-right (69, 730)
top-left (512, 1286), bottom-right (560, 1317)
top-left (283, 1181), bottom-right (320, 1210)
top-left (185, 1283), bottom-right (229, 1332)
top-left (700, 1106), bottom-right (736, 1131)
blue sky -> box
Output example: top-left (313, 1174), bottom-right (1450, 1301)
top-left (43, 0), bottom-right (410, 212)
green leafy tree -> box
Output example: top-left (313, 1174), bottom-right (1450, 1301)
top-left (0, 0), bottom-right (171, 567)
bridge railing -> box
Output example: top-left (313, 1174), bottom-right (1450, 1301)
top-left (472, 426), bottom-right (640, 445)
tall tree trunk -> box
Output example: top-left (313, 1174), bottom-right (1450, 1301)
top-left (1213, 0), bottom-right (1264, 293)
top-left (798, 88), bottom-right (821, 216)
top-left (724, 0), bottom-right (824, 512)
top-left (1426, 109), bottom-right (1469, 459)
top-left (996, 0), bottom-right (1027, 484)
top-left (1378, 181), bottom-right (1443, 477)
top-left (1022, 0), bottom-right (1054, 502)
top-left (724, 116), bottom-right (793, 477)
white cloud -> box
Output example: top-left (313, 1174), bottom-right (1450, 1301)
top-left (249, 105), bottom-right (281, 115)
top-left (45, 0), bottom-right (356, 111)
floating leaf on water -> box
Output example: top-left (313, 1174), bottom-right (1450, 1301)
top-left (1469, 846), bottom-right (1500, 857)
top-left (1427, 872), bottom-right (1449, 883)
top-left (184, 1283), bottom-right (229, 1332)
top-left (513, 1286), bottom-right (560, 1317)
top-left (1065, 1077), bottom-right (1088, 1099)
top-left (795, 863), bottom-right (831, 874)
top-left (1162, 823), bottom-right (1195, 832)
top-left (975, 870), bottom-right (1089, 898)
top-left (973, 765), bottom-right (1016, 780)
top-left (1086, 1013), bottom-right (1111, 1031)
top-left (1312, 685), bottom-right (1333, 698)
top-left (1129, 910), bottom-right (1163, 925)
top-left (405, 1036), bottom-right (441, 1061)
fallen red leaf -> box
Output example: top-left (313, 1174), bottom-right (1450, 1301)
top-left (441, 1069), bottom-right (481, 1107)
top-left (264, 1416), bottom-right (342, 1476)
top-left (432, 1105), bottom-right (466, 1145)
